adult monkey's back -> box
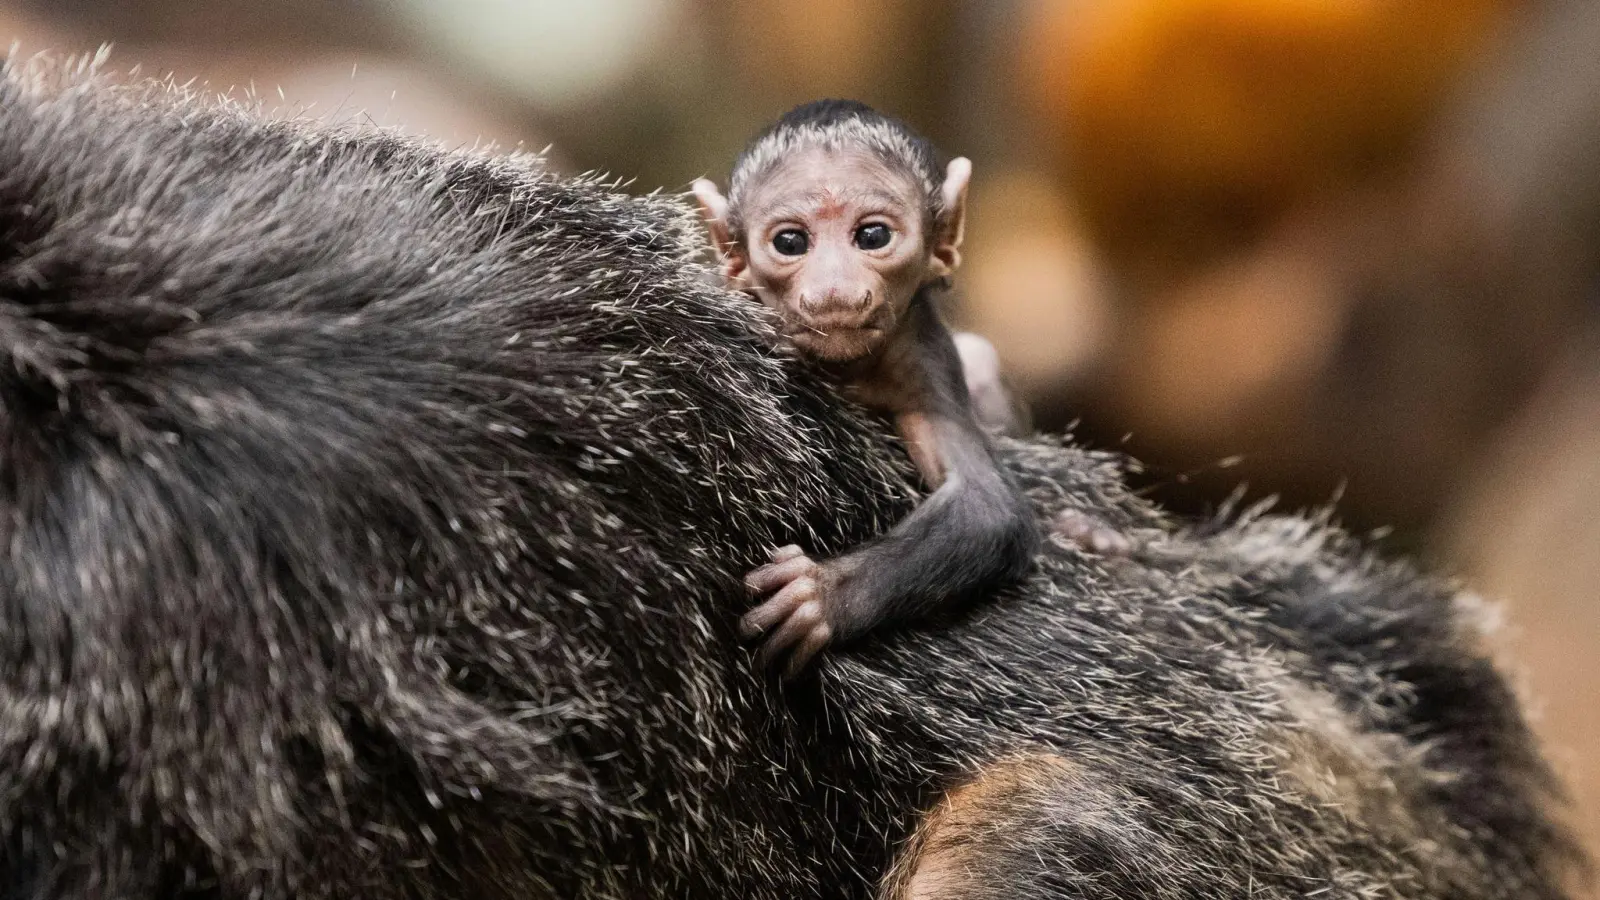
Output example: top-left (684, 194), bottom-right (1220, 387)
top-left (0, 62), bottom-right (1582, 900)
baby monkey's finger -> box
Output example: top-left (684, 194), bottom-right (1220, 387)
top-left (755, 598), bottom-right (826, 669)
top-left (744, 554), bottom-right (815, 596)
top-left (739, 576), bottom-right (817, 639)
top-left (769, 544), bottom-right (806, 563)
top-left (782, 622), bottom-right (834, 681)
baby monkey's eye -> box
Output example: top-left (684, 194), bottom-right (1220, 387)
top-left (772, 229), bottom-right (809, 256)
top-left (854, 223), bottom-right (892, 251)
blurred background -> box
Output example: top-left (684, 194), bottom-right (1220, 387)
top-left (4, 0), bottom-right (1596, 883)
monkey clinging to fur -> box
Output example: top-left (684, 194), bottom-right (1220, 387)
top-left (692, 99), bottom-right (1068, 677)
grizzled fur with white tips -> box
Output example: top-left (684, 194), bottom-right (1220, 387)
top-left (0, 60), bottom-right (1586, 899)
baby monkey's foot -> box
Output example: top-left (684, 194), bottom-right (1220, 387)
top-left (741, 545), bottom-right (840, 679)
top-left (1052, 509), bottom-right (1134, 556)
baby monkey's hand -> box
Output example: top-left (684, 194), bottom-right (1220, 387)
top-left (740, 545), bottom-right (858, 679)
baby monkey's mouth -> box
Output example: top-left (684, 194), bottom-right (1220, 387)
top-left (788, 298), bottom-right (891, 334)
top-left (786, 323), bottom-right (887, 363)
top-left (772, 295), bottom-right (895, 361)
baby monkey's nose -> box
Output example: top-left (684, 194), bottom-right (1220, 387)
top-left (826, 287), bottom-right (873, 310)
top-left (800, 287), bottom-right (873, 314)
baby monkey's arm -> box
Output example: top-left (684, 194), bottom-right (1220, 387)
top-left (742, 303), bottom-right (1040, 677)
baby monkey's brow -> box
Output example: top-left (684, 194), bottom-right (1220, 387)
top-left (751, 186), bottom-right (917, 223)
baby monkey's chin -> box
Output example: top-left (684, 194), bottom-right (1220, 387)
top-left (787, 327), bottom-right (887, 364)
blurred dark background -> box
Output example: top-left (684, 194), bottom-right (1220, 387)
top-left (5, 0), bottom-right (1596, 881)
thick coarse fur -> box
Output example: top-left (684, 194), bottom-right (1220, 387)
top-left (0, 60), bottom-right (1584, 899)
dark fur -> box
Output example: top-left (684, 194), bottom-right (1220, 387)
top-left (0, 61), bottom-right (1583, 899)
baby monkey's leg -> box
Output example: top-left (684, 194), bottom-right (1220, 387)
top-left (952, 331), bottom-right (1030, 437)
top-left (953, 332), bottom-right (1131, 558)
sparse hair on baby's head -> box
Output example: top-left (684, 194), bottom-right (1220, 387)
top-left (727, 99), bottom-right (947, 237)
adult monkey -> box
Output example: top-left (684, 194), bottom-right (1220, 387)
top-left (0, 62), bottom-right (1583, 899)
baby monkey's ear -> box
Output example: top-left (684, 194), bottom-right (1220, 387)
top-left (929, 157), bottom-right (971, 284)
top-left (692, 178), bottom-right (748, 284)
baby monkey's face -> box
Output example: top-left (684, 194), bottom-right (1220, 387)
top-left (736, 148), bottom-right (934, 363)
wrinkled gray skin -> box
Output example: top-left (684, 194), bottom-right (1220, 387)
top-left (0, 62), bottom-right (1584, 900)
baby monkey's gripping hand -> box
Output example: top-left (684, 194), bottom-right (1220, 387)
top-left (740, 546), bottom-right (850, 679)
top-left (738, 429), bottom-right (1041, 679)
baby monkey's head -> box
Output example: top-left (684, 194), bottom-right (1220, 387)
top-left (694, 100), bottom-right (970, 364)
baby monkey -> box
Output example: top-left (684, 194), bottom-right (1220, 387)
top-left (694, 100), bottom-right (1044, 677)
